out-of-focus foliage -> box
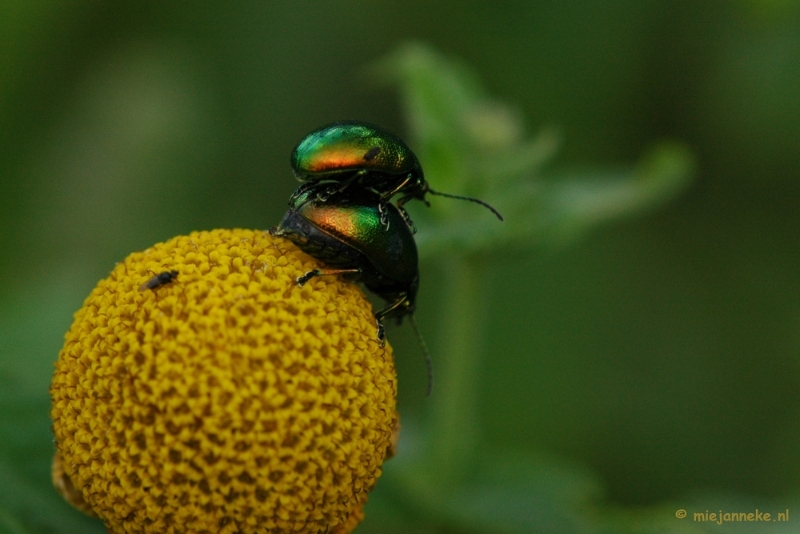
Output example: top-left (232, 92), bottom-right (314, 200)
top-left (1, 2), bottom-right (799, 533)
top-left (358, 43), bottom-right (695, 534)
top-left (371, 43), bottom-right (693, 256)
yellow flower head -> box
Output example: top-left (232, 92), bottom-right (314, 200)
top-left (50, 229), bottom-right (398, 534)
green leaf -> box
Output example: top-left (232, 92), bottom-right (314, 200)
top-left (372, 43), bottom-right (694, 260)
top-left (0, 506), bottom-right (30, 534)
top-left (382, 439), bottom-right (604, 534)
top-left (0, 276), bottom-right (106, 534)
top-left (440, 450), bottom-right (603, 534)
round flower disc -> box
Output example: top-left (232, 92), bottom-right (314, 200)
top-left (50, 229), bottom-right (398, 534)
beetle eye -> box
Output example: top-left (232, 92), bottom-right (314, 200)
top-left (363, 146), bottom-right (381, 161)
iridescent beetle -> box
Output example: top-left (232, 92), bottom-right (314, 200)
top-left (270, 187), bottom-right (433, 394)
top-left (290, 120), bottom-right (503, 231)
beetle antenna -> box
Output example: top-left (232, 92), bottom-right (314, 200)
top-left (427, 189), bottom-right (504, 221)
top-left (409, 314), bottom-right (433, 396)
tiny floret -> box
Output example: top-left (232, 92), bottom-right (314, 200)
top-left (51, 229), bottom-right (398, 534)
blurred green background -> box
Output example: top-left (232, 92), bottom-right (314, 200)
top-left (2, 1), bottom-right (800, 533)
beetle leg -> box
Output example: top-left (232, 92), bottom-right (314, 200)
top-left (378, 202), bottom-right (391, 230)
top-left (315, 185), bottom-right (339, 202)
top-left (378, 174), bottom-right (414, 203)
top-left (373, 294), bottom-right (409, 345)
top-left (396, 205), bottom-right (417, 234)
top-left (393, 192), bottom-right (423, 233)
top-left (336, 170), bottom-right (366, 193)
top-left (296, 267), bottom-right (361, 286)
top-left (375, 174), bottom-right (420, 232)
top-left (397, 192), bottom-right (430, 209)
top-left (289, 182), bottom-right (316, 204)
top-left (375, 321), bottom-right (386, 345)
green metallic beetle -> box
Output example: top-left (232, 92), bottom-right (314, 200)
top-left (270, 187), bottom-right (433, 394)
top-left (290, 120), bottom-right (503, 231)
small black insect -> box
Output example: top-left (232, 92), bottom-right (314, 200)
top-left (139, 270), bottom-right (179, 291)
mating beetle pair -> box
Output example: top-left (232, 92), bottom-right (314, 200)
top-left (273, 120), bottom-right (503, 394)
top-left (290, 120), bottom-right (503, 232)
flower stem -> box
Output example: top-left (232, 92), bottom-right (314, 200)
top-left (427, 254), bottom-right (487, 489)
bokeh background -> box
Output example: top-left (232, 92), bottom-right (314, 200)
top-left (2, 1), bottom-right (800, 533)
